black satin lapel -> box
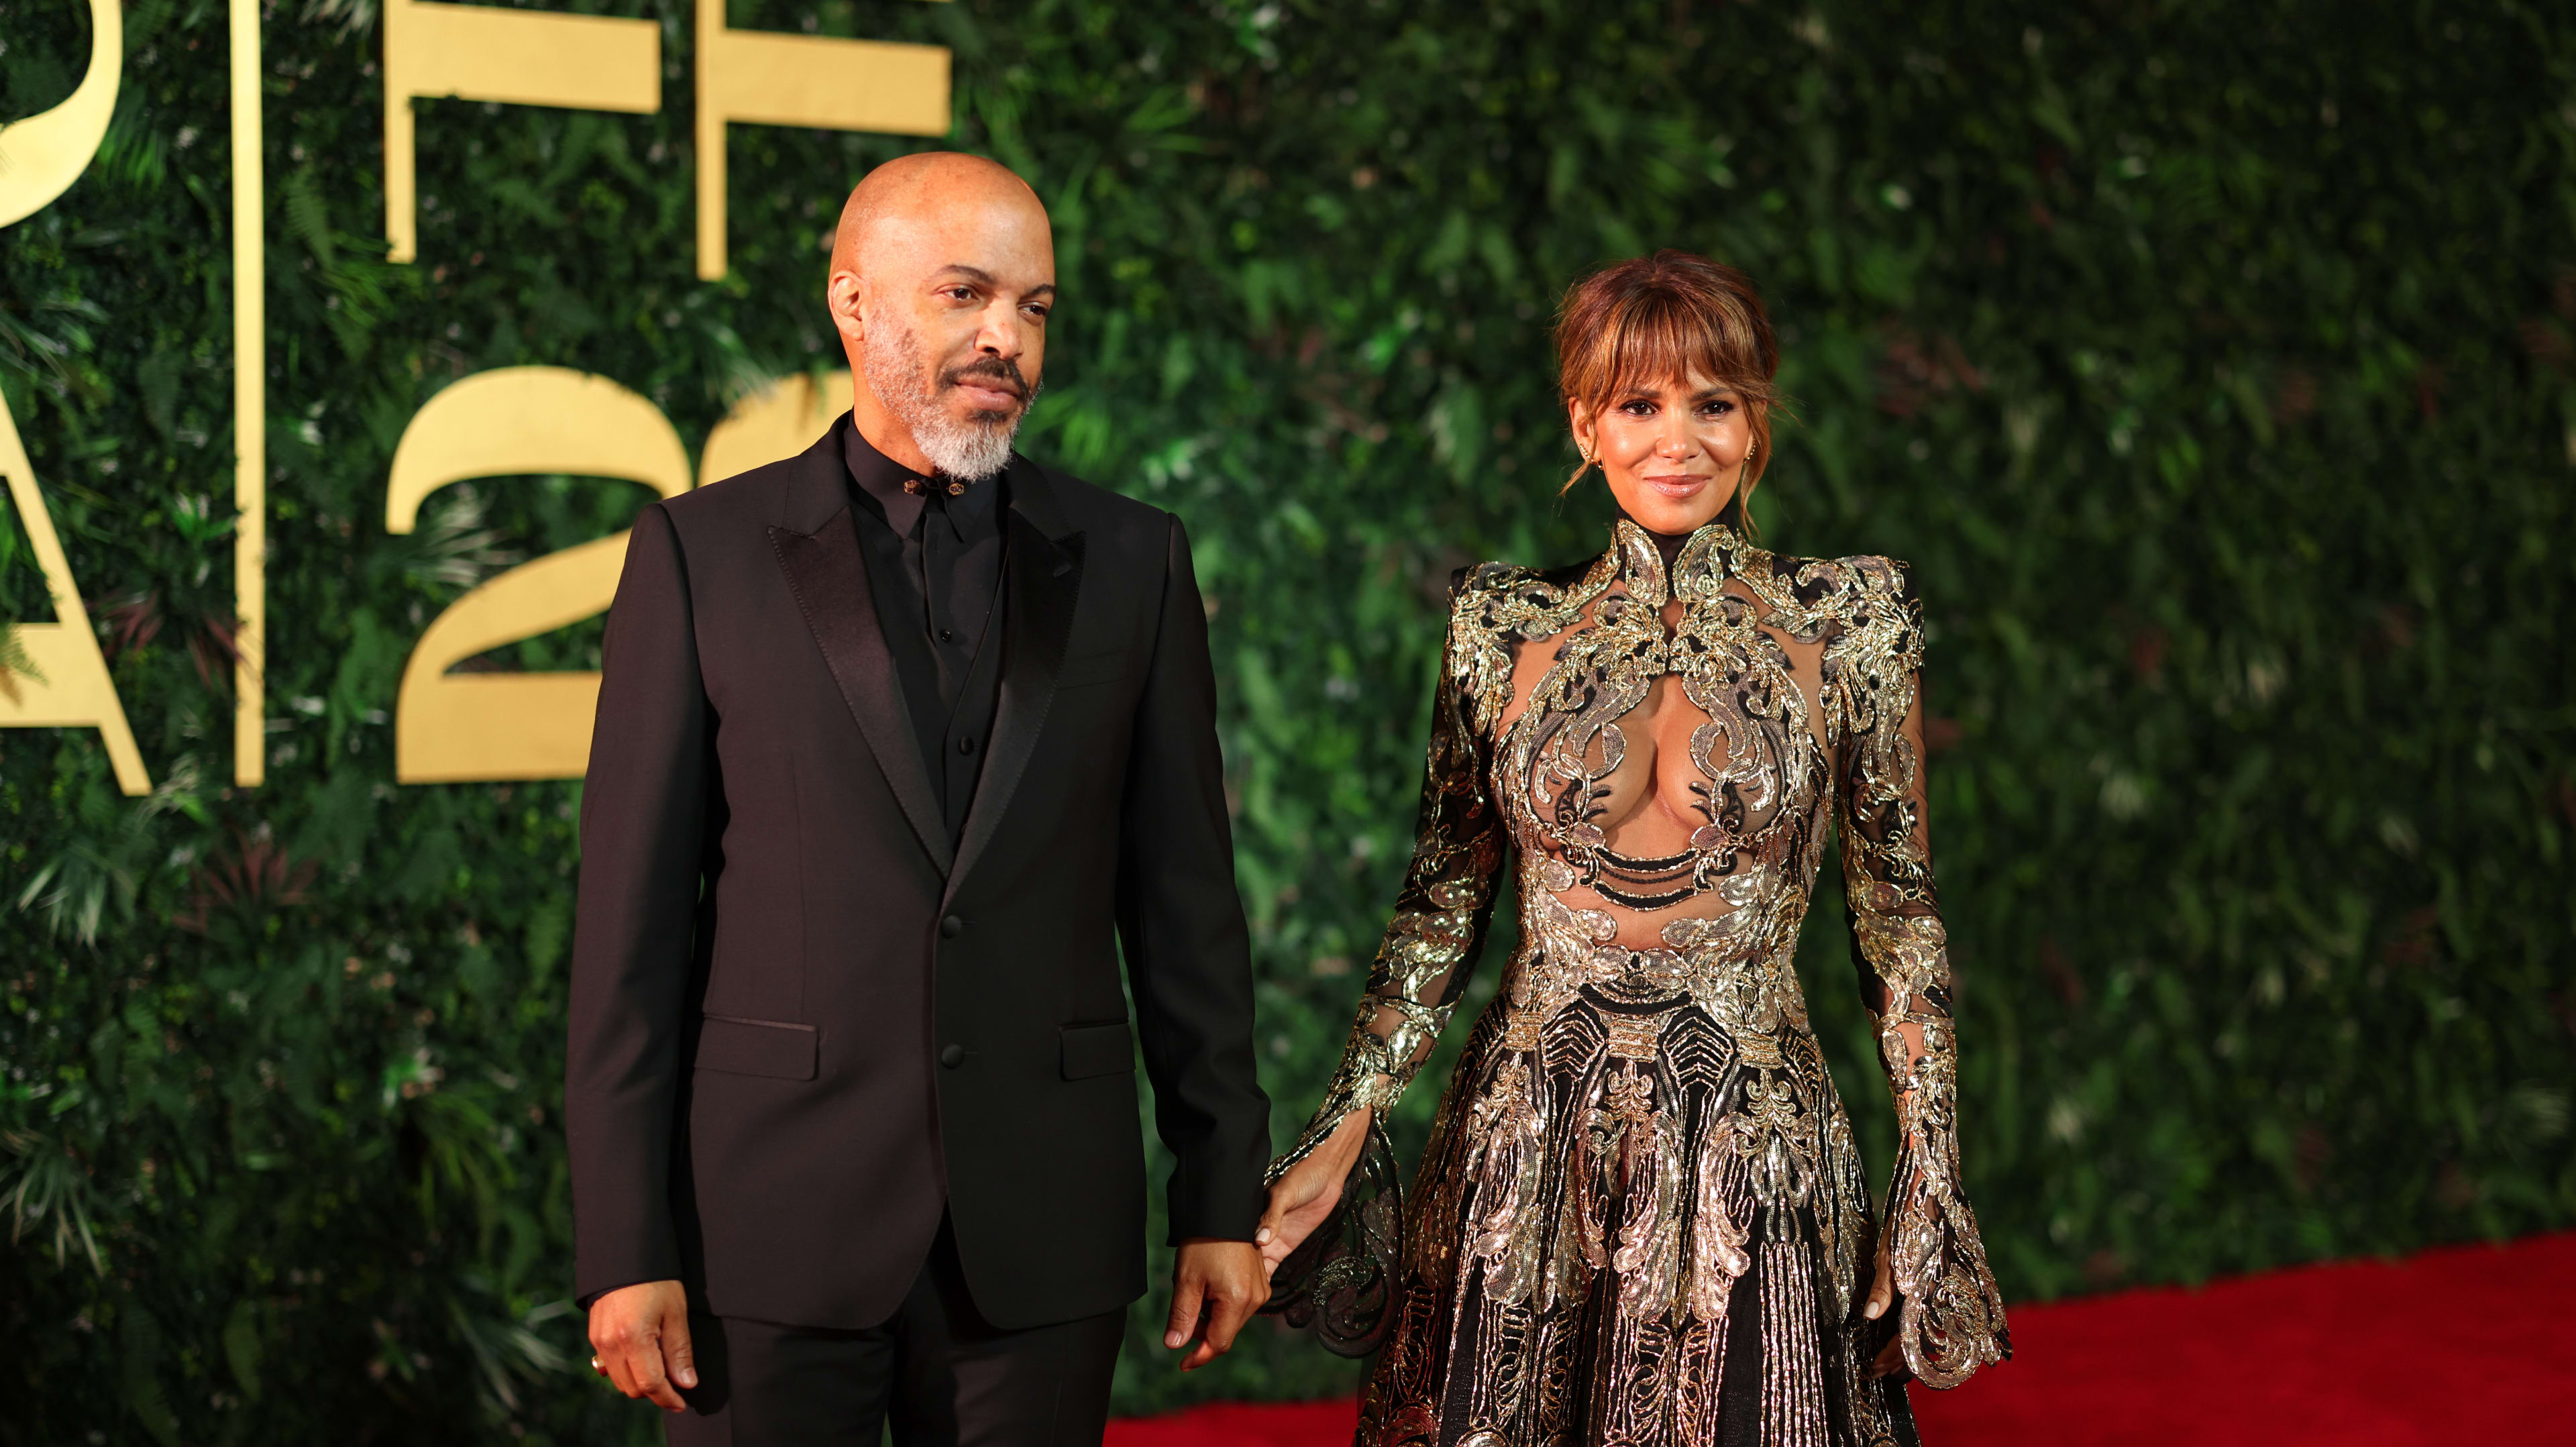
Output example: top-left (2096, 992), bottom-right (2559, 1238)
top-left (769, 513), bottom-right (954, 875)
top-left (950, 516), bottom-right (1083, 885)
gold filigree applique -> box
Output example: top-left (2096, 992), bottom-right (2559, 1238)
top-left (1275, 520), bottom-right (2008, 1446)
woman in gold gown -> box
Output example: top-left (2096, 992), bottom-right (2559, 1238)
top-left (1256, 252), bottom-right (2009, 1446)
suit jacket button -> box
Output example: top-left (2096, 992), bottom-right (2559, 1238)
top-left (939, 1044), bottom-right (967, 1069)
top-left (940, 915), bottom-right (963, 939)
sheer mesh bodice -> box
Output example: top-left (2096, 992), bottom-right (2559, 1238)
top-left (1270, 519), bottom-right (2008, 1447)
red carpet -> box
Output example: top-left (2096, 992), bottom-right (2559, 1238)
top-left (1108, 1232), bottom-right (2574, 1446)
top-left (1108, 1399), bottom-right (1364, 1446)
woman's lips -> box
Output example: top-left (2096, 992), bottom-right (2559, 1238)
top-left (1644, 474), bottom-right (1707, 498)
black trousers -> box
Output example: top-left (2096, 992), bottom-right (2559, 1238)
top-left (667, 1216), bottom-right (1127, 1446)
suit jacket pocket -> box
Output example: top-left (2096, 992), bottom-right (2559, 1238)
top-left (694, 1014), bottom-right (818, 1081)
top-left (1059, 1020), bottom-right (1135, 1080)
top-left (1056, 649), bottom-right (1127, 690)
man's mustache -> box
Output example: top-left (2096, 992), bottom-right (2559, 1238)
top-left (941, 356), bottom-right (1031, 403)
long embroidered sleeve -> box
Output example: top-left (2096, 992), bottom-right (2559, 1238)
top-left (1277, 585), bottom-right (1510, 1173)
top-left (1829, 565), bottom-right (2011, 1390)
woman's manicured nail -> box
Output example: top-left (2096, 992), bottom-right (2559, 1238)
top-left (678, 1369), bottom-right (697, 1387)
top-left (1255, 1226), bottom-right (1273, 1244)
top-left (1864, 1302), bottom-right (1882, 1319)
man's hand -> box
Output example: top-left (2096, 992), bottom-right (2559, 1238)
top-left (588, 1279), bottom-right (697, 1410)
top-left (1163, 1240), bottom-right (1265, 1371)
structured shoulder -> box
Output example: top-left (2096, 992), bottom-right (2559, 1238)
top-left (645, 460), bottom-right (808, 580)
top-left (659, 455), bottom-right (793, 531)
top-left (1450, 553), bottom-right (1601, 625)
top-left (1831, 552), bottom-right (1920, 609)
top-left (1748, 549), bottom-right (1920, 623)
top-left (1026, 463), bottom-right (1173, 553)
top-left (1450, 559), bottom-right (1534, 606)
top-left (1438, 553), bottom-right (1610, 733)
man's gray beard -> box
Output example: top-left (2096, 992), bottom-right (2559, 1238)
top-left (861, 316), bottom-right (1030, 482)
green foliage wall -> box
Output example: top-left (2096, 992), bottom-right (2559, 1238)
top-left (4, 0), bottom-right (2573, 1440)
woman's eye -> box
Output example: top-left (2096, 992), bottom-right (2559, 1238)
top-left (1700, 400), bottom-right (1735, 419)
top-left (1619, 400), bottom-right (1656, 417)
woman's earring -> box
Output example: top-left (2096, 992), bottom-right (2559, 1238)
top-left (1735, 439), bottom-right (1760, 537)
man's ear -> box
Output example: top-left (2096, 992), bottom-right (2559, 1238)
top-left (826, 271), bottom-right (866, 341)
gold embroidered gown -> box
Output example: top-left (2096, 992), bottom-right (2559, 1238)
top-left (1269, 519), bottom-right (2009, 1446)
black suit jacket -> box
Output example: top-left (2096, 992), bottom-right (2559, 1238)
top-left (566, 428), bottom-right (1269, 1330)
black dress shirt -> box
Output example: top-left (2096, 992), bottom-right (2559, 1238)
top-left (839, 416), bottom-right (1007, 844)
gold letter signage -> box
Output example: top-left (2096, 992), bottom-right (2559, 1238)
top-left (378, 0), bottom-right (949, 280)
top-left (0, 0), bottom-right (150, 794)
top-left (231, 0), bottom-right (267, 786)
top-left (693, 0), bottom-right (949, 280)
top-left (383, 370), bottom-right (849, 783)
top-left (379, 0), bottom-right (662, 266)
top-left (384, 369), bottom-right (693, 784)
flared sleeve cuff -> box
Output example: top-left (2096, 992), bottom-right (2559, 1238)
top-left (1883, 1133), bottom-right (2012, 1388)
top-left (1258, 1115), bottom-right (1405, 1359)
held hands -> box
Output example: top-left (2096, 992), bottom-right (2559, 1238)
top-left (1862, 1231), bottom-right (1907, 1381)
top-left (1254, 1108), bottom-right (1373, 1273)
top-left (587, 1279), bottom-right (696, 1411)
top-left (1165, 1239), bottom-right (1267, 1371)
top-left (1862, 1152), bottom-right (1929, 1381)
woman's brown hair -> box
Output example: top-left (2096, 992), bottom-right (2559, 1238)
top-left (1553, 251), bottom-right (1782, 522)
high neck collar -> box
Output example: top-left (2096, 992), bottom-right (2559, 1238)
top-left (1616, 508), bottom-right (1693, 573)
top-left (1609, 515), bottom-right (1739, 604)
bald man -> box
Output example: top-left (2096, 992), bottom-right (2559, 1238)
top-left (566, 154), bottom-right (1271, 1444)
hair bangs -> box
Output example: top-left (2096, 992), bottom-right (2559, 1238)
top-left (1594, 291), bottom-right (1772, 411)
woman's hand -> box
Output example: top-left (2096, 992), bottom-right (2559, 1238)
top-left (1862, 1230), bottom-right (1907, 1381)
top-left (1254, 1109), bottom-right (1373, 1275)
